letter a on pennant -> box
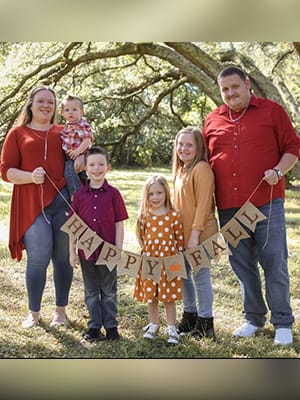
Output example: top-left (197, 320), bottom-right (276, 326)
top-left (202, 231), bottom-right (231, 262)
top-left (77, 228), bottom-right (103, 259)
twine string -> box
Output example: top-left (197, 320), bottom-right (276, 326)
top-left (39, 172), bottom-right (274, 249)
top-left (40, 184), bottom-right (51, 224)
top-left (236, 176), bottom-right (273, 249)
top-left (244, 177), bottom-right (265, 203)
top-left (44, 171), bottom-right (76, 214)
top-left (39, 170), bottom-right (76, 224)
top-left (262, 185), bottom-right (273, 249)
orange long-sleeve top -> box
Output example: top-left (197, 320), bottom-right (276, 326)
top-left (173, 160), bottom-right (218, 248)
top-left (0, 125), bottom-right (66, 261)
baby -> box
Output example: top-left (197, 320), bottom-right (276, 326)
top-left (61, 94), bottom-right (93, 197)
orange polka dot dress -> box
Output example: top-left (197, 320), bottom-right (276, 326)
top-left (134, 210), bottom-right (184, 303)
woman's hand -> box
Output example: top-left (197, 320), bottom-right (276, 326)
top-left (31, 167), bottom-right (45, 184)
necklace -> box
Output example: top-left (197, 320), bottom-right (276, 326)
top-left (228, 105), bottom-right (249, 122)
top-left (43, 129), bottom-right (50, 160)
top-left (28, 126), bottom-right (52, 160)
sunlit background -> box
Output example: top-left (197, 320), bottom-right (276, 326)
top-left (1, 0), bottom-right (299, 398)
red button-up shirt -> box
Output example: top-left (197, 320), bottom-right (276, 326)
top-left (202, 95), bottom-right (300, 209)
top-left (70, 180), bottom-right (129, 260)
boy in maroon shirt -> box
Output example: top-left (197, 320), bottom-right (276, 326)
top-left (69, 146), bottom-right (128, 342)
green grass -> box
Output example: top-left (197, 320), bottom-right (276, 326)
top-left (0, 170), bottom-right (299, 358)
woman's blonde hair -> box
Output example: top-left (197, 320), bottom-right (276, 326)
top-left (172, 126), bottom-right (208, 180)
top-left (136, 175), bottom-right (173, 243)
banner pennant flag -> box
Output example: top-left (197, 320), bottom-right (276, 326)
top-left (118, 250), bottom-right (142, 277)
top-left (220, 218), bottom-right (250, 248)
top-left (163, 253), bottom-right (187, 281)
top-left (141, 256), bottom-right (162, 283)
top-left (202, 231), bottom-right (231, 262)
top-left (234, 201), bottom-right (267, 232)
top-left (60, 213), bottom-right (88, 238)
top-left (76, 227), bottom-right (103, 259)
top-left (184, 245), bottom-right (210, 275)
top-left (95, 242), bottom-right (122, 271)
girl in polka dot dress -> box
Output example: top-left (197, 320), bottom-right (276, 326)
top-left (134, 175), bottom-right (184, 344)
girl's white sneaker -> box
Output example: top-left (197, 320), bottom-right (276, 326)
top-left (166, 325), bottom-right (179, 344)
top-left (143, 323), bottom-right (160, 339)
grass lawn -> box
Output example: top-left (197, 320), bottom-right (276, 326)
top-left (0, 168), bottom-right (299, 359)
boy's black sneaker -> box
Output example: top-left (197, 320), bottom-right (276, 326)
top-left (82, 328), bottom-right (106, 342)
top-left (106, 327), bottom-right (120, 340)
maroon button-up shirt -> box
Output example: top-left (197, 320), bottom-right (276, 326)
top-left (202, 95), bottom-right (300, 209)
top-left (70, 179), bottom-right (129, 260)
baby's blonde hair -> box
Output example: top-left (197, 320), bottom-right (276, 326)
top-left (61, 94), bottom-right (84, 111)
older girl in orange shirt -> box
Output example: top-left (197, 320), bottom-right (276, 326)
top-left (173, 126), bottom-right (218, 339)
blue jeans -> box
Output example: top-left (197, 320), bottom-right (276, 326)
top-left (23, 188), bottom-right (73, 312)
top-left (64, 158), bottom-right (82, 198)
top-left (218, 198), bottom-right (294, 329)
top-left (181, 259), bottom-right (213, 318)
top-left (79, 259), bottom-right (118, 330)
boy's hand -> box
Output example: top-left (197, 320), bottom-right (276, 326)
top-left (70, 253), bottom-right (80, 268)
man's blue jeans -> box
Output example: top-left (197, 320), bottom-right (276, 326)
top-left (79, 259), bottom-right (118, 330)
top-left (218, 198), bottom-right (294, 329)
top-left (23, 188), bottom-right (73, 312)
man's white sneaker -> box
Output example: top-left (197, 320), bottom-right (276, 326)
top-left (274, 328), bottom-right (293, 345)
top-left (233, 322), bottom-right (261, 337)
top-left (143, 323), bottom-right (160, 339)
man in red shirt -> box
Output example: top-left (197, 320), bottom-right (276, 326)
top-left (203, 65), bottom-right (299, 346)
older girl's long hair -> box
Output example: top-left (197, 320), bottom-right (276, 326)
top-left (136, 175), bottom-right (173, 244)
top-left (15, 86), bottom-right (57, 127)
top-left (172, 126), bottom-right (208, 180)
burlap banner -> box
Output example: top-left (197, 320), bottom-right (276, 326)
top-left (61, 201), bottom-right (266, 281)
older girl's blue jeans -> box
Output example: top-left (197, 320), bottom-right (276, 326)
top-left (23, 188), bottom-right (73, 312)
top-left (181, 260), bottom-right (213, 318)
top-left (79, 259), bottom-right (118, 330)
top-left (218, 198), bottom-right (294, 329)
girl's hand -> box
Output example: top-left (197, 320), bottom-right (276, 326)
top-left (187, 229), bottom-right (200, 249)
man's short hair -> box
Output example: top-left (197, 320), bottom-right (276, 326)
top-left (217, 65), bottom-right (249, 83)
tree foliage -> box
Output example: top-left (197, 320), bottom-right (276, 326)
top-left (0, 42), bottom-right (299, 170)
